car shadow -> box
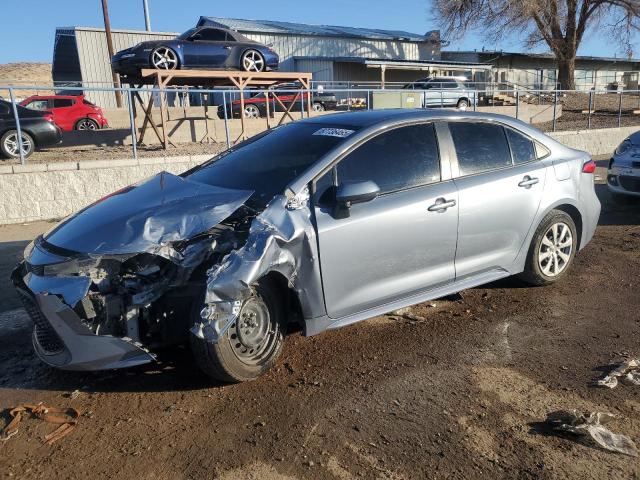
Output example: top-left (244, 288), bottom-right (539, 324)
top-left (595, 184), bottom-right (640, 226)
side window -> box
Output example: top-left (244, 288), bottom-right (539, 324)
top-left (337, 123), bottom-right (440, 194)
top-left (53, 98), bottom-right (73, 108)
top-left (26, 100), bottom-right (50, 110)
top-left (505, 128), bottom-right (536, 164)
top-left (449, 122), bottom-right (512, 176)
top-left (197, 28), bottom-right (228, 42)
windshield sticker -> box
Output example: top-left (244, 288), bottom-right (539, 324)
top-left (313, 128), bottom-right (354, 138)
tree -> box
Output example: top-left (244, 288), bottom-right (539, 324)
top-left (432, 0), bottom-right (640, 89)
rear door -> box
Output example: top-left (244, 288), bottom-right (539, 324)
top-left (314, 122), bottom-right (459, 319)
top-left (447, 121), bottom-right (547, 278)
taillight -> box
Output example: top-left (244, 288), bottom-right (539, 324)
top-left (582, 159), bottom-right (597, 174)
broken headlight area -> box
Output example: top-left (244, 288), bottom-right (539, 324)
top-left (15, 210), bottom-right (257, 360)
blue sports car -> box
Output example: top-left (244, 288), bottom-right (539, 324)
top-left (112, 25), bottom-right (279, 79)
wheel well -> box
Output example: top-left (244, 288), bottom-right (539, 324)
top-left (262, 272), bottom-right (304, 332)
top-left (554, 204), bottom-right (583, 248)
top-left (457, 97), bottom-right (470, 105)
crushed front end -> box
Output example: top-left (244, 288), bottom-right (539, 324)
top-left (11, 172), bottom-right (256, 371)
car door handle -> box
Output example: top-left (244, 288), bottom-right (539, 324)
top-left (518, 176), bottom-right (539, 188)
top-left (428, 198), bottom-right (456, 212)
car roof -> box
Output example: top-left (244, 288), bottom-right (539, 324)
top-left (300, 109), bottom-right (526, 129)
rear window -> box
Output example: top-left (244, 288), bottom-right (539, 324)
top-left (449, 122), bottom-right (512, 176)
top-left (505, 128), bottom-right (537, 164)
top-left (83, 99), bottom-right (96, 106)
top-left (53, 98), bottom-right (73, 108)
top-left (186, 123), bottom-right (357, 206)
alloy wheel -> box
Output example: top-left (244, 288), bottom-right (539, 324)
top-left (312, 102), bottom-right (325, 112)
top-left (151, 47), bottom-right (178, 70)
top-left (242, 50), bottom-right (265, 72)
top-left (243, 104), bottom-right (260, 119)
top-left (538, 222), bottom-right (573, 277)
top-left (76, 119), bottom-right (98, 130)
top-left (228, 295), bottom-right (277, 366)
top-left (3, 132), bottom-right (33, 157)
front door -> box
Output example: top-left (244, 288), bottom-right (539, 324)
top-left (314, 123), bottom-right (459, 319)
top-left (447, 121), bottom-right (547, 277)
top-left (192, 28), bottom-right (233, 67)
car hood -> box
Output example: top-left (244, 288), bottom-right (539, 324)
top-left (44, 171), bottom-right (253, 255)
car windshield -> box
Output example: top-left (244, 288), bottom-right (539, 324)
top-left (177, 28), bottom-right (198, 40)
top-left (186, 123), bottom-right (358, 206)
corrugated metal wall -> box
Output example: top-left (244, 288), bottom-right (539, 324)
top-left (242, 32), bottom-right (438, 64)
top-left (293, 59), bottom-right (334, 83)
top-left (75, 27), bottom-right (176, 108)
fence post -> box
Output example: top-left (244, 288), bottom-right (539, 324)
top-left (367, 90), bottom-right (370, 110)
top-left (552, 90), bottom-right (557, 132)
top-left (8, 87), bottom-right (26, 165)
top-left (222, 91), bottom-right (231, 149)
top-left (473, 90), bottom-right (477, 112)
top-left (587, 90), bottom-right (593, 130)
top-left (300, 88), bottom-right (304, 119)
top-left (515, 89), bottom-right (519, 119)
top-left (618, 90), bottom-right (623, 128)
top-left (127, 88), bottom-right (138, 161)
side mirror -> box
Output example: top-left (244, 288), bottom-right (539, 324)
top-left (333, 180), bottom-right (380, 218)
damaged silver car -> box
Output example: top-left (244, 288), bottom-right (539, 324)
top-left (12, 110), bottom-right (601, 382)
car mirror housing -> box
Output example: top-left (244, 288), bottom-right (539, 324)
top-left (333, 180), bottom-right (380, 219)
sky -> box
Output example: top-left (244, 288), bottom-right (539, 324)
top-left (0, 0), bottom-right (637, 64)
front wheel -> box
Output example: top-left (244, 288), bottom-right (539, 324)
top-left (0, 130), bottom-right (34, 159)
top-left (151, 46), bottom-right (179, 70)
top-left (190, 280), bottom-right (285, 383)
top-left (312, 102), bottom-right (325, 112)
top-left (519, 210), bottom-right (577, 286)
top-left (243, 104), bottom-right (261, 119)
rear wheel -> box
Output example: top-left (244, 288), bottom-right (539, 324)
top-left (457, 98), bottom-right (470, 110)
top-left (312, 102), bottom-right (325, 112)
top-left (241, 50), bottom-right (266, 72)
top-left (0, 130), bottom-right (34, 159)
top-left (190, 280), bottom-right (285, 383)
top-left (75, 118), bottom-right (99, 131)
top-left (519, 210), bottom-right (577, 286)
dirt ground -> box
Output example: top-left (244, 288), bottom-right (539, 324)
top-left (0, 165), bottom-right (639, 479)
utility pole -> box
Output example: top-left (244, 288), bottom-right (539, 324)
top-left (101, 0), bottom-right (123, 107)
top-left (143, 0), bottom-right (152, 31)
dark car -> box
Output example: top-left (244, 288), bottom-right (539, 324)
top-left (218, 85), bottom-right (337, 119)
top-left (0, 100), bottom-right (62, 159)
top-left (112, 26), bottom-right (279, 80)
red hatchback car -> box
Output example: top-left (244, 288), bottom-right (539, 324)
top-left (20, 95), bottom-right (108, 132)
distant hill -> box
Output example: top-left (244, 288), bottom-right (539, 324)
top-left (0, 63), bottom-right (53, 99)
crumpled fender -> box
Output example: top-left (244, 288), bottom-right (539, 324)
top-left (192, 189), bottom-right (325, 342)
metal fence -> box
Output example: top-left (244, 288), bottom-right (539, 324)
top-left (2, 83), bottom-right (640, 165)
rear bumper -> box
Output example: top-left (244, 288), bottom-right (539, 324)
top-left (12, 266), bottom-right (155, 371)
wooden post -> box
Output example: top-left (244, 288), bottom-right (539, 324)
top-left (101, 0), bottom-right (123, 108)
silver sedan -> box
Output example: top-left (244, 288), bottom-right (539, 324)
top-left (13, 109), bottom-right (601, 382)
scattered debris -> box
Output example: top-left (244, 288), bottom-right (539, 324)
top-left (541, 410), bottom-right (638, 457)
top-left (1, 403), bottom-right (80, 445)
top-left (595, 358), bottom-right (640, 388)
